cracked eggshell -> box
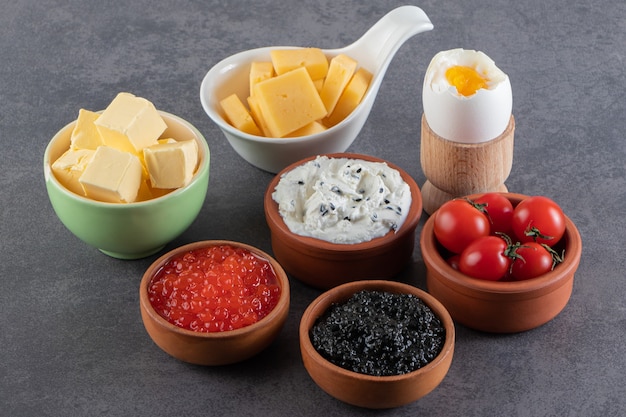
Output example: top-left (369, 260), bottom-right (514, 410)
top-left (422, 49), bottom-right (512, 143)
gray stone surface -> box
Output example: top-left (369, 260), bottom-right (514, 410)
top-left (1, 0), bottom-right (625, 415)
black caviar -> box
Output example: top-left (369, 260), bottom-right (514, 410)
top-left (310, 290), bottom-right (446, 376)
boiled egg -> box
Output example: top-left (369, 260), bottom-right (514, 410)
top-left (422, 48), bottom-right (512, 143)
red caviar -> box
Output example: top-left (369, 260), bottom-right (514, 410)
top-left (148, 244), bottom-right (281, 333)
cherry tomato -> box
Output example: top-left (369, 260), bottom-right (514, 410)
top-left (473, 193), bottom-right (514, 236)
top-left (512, 196), bottom-right (565, 246)
top-left (446, 254), bottom-right (461, 271)
top-left (434, 199), bottom-right (490, 254)
top-left (459, 235), bottom-right (511, 281)
top-left (510, 242), bottom-right (554, 281)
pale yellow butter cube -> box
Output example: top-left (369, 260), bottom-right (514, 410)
top-left (51, 148), bottom-right (95, 196)
top-left (70, 109), bottom-right (103, 150)
top-left (285, 121), bottom-right (327, 137)
top-left (323, 67), bottom-right (372, 127)
top-left (143, 139), bottom-right (198, 189)
top-left (79, 146), bottom-right (142, 203)
top-left (253, 67), bottom-right (327, 138)
top-left (94, 92), bottom-right (166, 154)
top-left (249, 62), bottom-right (275, 97)
top-left (220, 94), bottom-right (262, 136)
top-left (319, 54), bottom-right (358, 116)
top-left (270, 48), bottom-right (329, 80)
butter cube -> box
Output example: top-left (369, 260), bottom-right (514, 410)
top-left (79, 146), bottom-right (143, 203)
top-left (270, 48), bottom-right (329, 80)
top-left (323, 67), bottom-right (372, 127)
top-left (143, 139), bottom-right (198, 189)
top-left (253, 67), bottom-right (327, 138)
top-left (220, 94), bottom-right (262, 136)
top-left (319, 54), bottom-right (358, 116)
top-left (285, 121), bottom-right (327, 137)
top-left (70, 109), bottom-right (103, 150)
top-left (94, 92), bottom-right (166, 154)
top-left (51, 148), bottom-right (95, 196)
top-left (249, 62), bottom-right (275, 97)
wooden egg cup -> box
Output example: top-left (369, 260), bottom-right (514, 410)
top-left (420, 114), bottom-right (515, 215)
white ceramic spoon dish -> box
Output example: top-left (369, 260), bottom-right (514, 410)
top-left (200, 6), bottom-right (433, 173)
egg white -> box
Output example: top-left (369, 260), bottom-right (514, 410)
top-left (422, 48), bottom-right (512, 143)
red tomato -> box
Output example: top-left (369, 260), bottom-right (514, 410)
top-left (434, 199), bottom-right (490, 254)
top-left (459, 235), bottom-right (511, 281)
top-left (446, 254), bottom-right (461, 270)
top-left (512, 196), bottom-right (565, 246)
top-left (510, 242), bottom-right (554, 281)
top-left (473, 193), bottom-right (514, 236)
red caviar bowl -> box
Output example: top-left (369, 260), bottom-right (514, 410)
top-left (299, 280), bottom-right (455, 409)
top-left (264, 153), bottom-right (422, 290)
top-left (139, 240), bottom-right (290, 365)
top-left (420, 193), bottom-right (582, 333)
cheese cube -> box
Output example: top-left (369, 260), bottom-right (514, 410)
top-left (270, 48), bottom-right (329, 80)
top-left (51, 148), bottom-right (95, 196)
top-left (94, 92), bottom-right (166, 154)
top-left (143, 139), bottom-right (198, 189)
top-left (249, 62), bottom-right (275, 97)
top-left (323, 67), bottom-right (372, 127)
top-left (319, 54), bottom-right (358, 116)
top-left (70, 109), bottom-right (103, 150)
top-left (79, 146), bottom-right (143, 203)
top-left (253, 67), bottom-right (327, 138)
top-left (285, 121), bottom-right (327, 137)
top-left (247, 95), bottom-right (270, 136)
top-left (220, 94), bottom-right (262, 136)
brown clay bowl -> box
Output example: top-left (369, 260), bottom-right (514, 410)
top-left (264, 153), bottom-right (423, 290)
top-left (139, 240), bottom-right (290, 365)
top-left (299, 279), bottom-right (455, 409)
top-left (420, 193), bottom-right (582, 333)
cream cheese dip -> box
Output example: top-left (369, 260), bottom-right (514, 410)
top-left (272, 156), bottom-right (412, 244)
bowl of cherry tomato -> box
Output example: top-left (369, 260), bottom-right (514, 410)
top-left (420, 192), bottom-right (582, 333)
top-left (139, 240), bottom-right (290, 365)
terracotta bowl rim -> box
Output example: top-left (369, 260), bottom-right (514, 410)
top-left (421, 192), bottom-right (582, 295)
top-left (264, 152), bottom-right (423, 254)
top-left (299, 279), bottom-right (455, 382)
top-left (139, 240), bottom-right (291, 340)
top-left (43, 110), bottom-right (211, 207)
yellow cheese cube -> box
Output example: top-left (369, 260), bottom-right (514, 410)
top-left (143, 139), bottom-right (199, 189)
top-left (51, 148), bottom-right (95, 196)
top-left (94, 92), bottom-right (166, 154)
top-left (70, 109), bottom-right (103, 150)
top-left (285, 121), bottom-right (327, 137)
top-left (79, 146), bottom-right (143, 203)
top-left (249, 62), bottom-right (275, 97)
top-left (220, 93), bottom-right (262, 136)
top-left (247, 96), bottom-right (270, 136)
top-left (319, 54), bottom-right (358, 116)
top-left (270, 48), bottom-right (329, 80)
top-left (323, 67), bottom-right (372, 127)
top-left (253, 67), bottom-right (327, 138)
top-left (313, 78), bottom-right (324, 92)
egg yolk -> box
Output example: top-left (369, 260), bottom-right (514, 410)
top-left (445, 66), bottom-right (488, 96)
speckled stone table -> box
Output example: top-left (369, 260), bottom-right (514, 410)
top-left (2, 1), bottom-right (625, 415)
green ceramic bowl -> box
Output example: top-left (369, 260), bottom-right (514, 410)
top-left (43, 111), bottom-right (210, 259)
